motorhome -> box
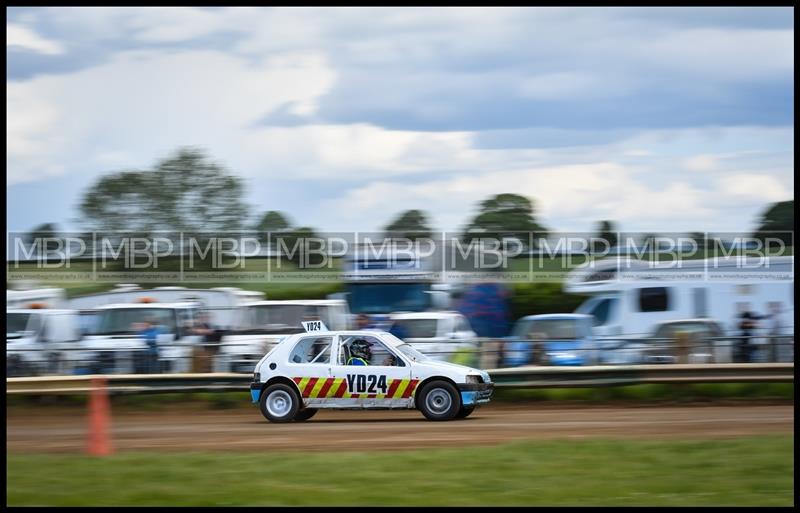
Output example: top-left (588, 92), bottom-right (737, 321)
top-left (564, 256), bottom-right (794, 339)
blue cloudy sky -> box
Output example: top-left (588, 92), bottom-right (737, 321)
top-left (6, 7), bottom-right (794, 235)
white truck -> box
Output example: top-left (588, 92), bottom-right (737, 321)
top-left (6, 287), bottom-right (66, 309)
top-left (215, 299), bottom-right (352, 373)
top-left (77, 301), bottom-right (203, 374)
top-left (336, 243), bottom-right (452, 318)
top-left (7, 308), bottom-right (82, 376)
top-left (389, 311), bottom-right (478, 364)
top-left (66, 285), bottom-right (264, 330)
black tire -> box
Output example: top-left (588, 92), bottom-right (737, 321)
top-left (259, 383), bottom-right (301, 423)
top-left (294, 408), bottom-right (318, 422)
top-left (456, 406), bottom-right (475, 419)
top-left (417, 380), bottom-right (461, 421)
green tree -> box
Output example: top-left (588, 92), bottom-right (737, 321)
top-left (384, 209), bottom-right (432, 240)
top-left (254, 211), bottom-right (292, 233)
top-left (753, 200), bottom-right (794, 245)
top-left (25, 223), bottom-right (62, 253)
top-left (462, 193), bottom-right (547, 245)
top-left (592, 220), bottom-right (618, 254)
top-left (79, 147), bottom-right (248, 234)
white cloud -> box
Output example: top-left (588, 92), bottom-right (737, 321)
top-left (6, 24), bottom-right (64, 55)
top-left (684, 154), bottom-right (718, 172)
top-left (639, 28), bottom-right (793, 80)
top-left (5, 7), bottom-right (794, 234)
top-left (6, 49), bottom-right (336, 185)
top-left (518, 72), bottom-right (634, 100)
top-left (238, 124), bottom-right (475, 179)
top-left (717, 173), bottom-right (789, 202)
top-left (322, 162), bottom-right (719, 232)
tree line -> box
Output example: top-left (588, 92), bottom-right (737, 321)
top-left (25, 147), bottom-right (795, 250)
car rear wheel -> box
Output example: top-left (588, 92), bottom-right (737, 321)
top-left (456, 406), bottom-right (475, 419)
top-left (294, 408), bottom-right (318, 422)
top-left (260, 384), bottom-right (300, 423)
top-left (417, 380), bottom-right (461, 421)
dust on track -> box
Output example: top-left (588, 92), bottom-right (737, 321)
top-left (6, 403), bottom-right (793, 453)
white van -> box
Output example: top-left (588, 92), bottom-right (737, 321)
top-left (78, 301), bottom-right (203, 374)
top-left (7, 308), bottom-right (82, 376)
top-left (215, 299), bottom-right (351, 373)
top-left (6, 288), bottom-right (66, 309)
top-left (66, 285), bottom-right (264, 330)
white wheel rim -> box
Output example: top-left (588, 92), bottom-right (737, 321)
top-left (267, 390), bottom-right (293, 417)
top-left (426, 388), bottom-right (452, 414)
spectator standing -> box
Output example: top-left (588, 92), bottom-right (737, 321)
top-left (736, 304), bottom-right (767, 363)
top-left (139, 318), bottom-right (164, 373)
top-left (190, 311), bottom-right (218, 372)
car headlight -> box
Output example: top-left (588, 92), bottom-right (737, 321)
top-left (465, 375), bottom-right (480, 384)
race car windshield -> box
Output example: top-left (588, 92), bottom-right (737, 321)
top-left (381, 332), bottom-right (430, 362)
top-left (395, 343), bottom-right (429, 362)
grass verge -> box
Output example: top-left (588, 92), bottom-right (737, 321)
top-left (7, 436), bottom-right (793, 506)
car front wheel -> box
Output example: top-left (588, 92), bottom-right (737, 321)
top-left (259, 384), bottom-right (300, 423)
top-left (417, 380), bottom-right (461, 421)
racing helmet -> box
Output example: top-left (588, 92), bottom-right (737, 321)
top-left (350, 339), bottom-right (372, 362)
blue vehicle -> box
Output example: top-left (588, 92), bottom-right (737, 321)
top-left (503, 313), bottom-right (597, 366)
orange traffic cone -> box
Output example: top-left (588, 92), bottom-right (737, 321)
top-left (87, 377), bottom-right (113, 456)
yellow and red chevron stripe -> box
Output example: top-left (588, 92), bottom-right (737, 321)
top-left (292, 377), bottom-right (419, 399)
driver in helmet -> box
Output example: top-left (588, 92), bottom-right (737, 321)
top-left (348, 339), bottom-right (372, 366)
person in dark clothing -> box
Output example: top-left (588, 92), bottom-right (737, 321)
top-left (736, 305), bottom-right (768, 363)
top-left (189, 311), bottom-right (221, 372)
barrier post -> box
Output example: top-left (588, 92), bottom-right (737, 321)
top-left (87, 377), bottom-right (113, 456)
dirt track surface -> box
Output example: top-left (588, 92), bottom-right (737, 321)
top-left (7, 403), bottom-right (793, 453)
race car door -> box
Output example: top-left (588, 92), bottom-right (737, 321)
top-left (286, 334), bottom-right (335, 407)
top-left (329, 334), bottom-right (414, 408)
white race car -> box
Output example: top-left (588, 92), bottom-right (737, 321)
top-left (250, 323), bottom-right (493, 422)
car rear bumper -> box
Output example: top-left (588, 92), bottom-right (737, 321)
top-left (458, 382), bottom-right (493, 407)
